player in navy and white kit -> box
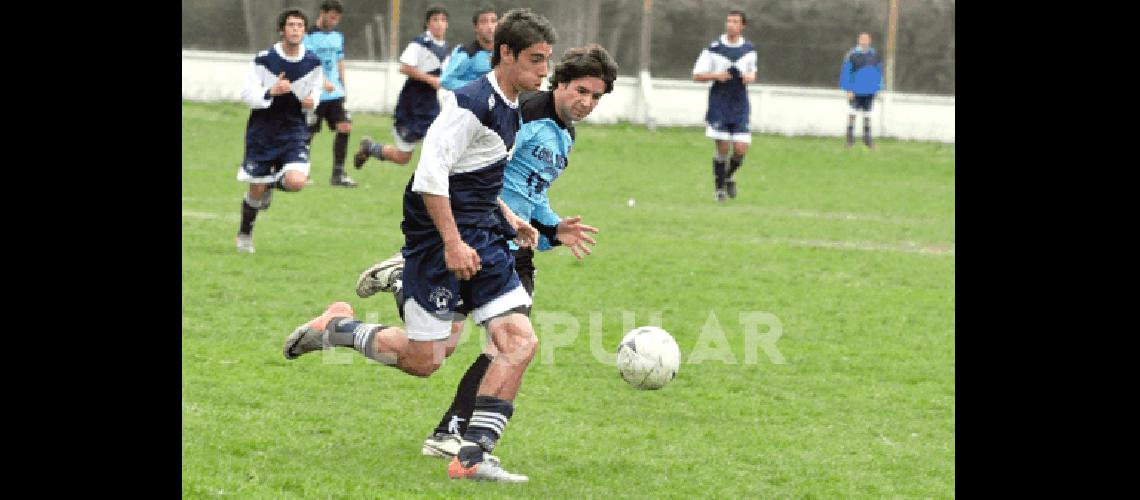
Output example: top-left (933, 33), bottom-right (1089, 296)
top-left (839, 32), bottom-right (883, 149)
top-left (303, 0), bottom-right (357, 187)
top-left (354, 6), bottom-right (450, 168)
top-left (234, 8), bottom-right (323, 253)
top-left (351, 45), bottom-right (616, 462)
top-left (692, 10), bottom-right (757, 202)
top-left (283, 8), bottom-right (559, 483)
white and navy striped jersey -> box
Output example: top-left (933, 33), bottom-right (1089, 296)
top-left (239, 42), bottom-right (323, 160)
top-left (303, 26), bottom-right (345, 101)
top-left (692, 35), bottom-right (757, 125)
top-left (397, 31), bottom-right (449, 98)
top-left (402, 72), bottom-right (520, 251)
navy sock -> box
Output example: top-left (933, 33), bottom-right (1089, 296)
top-left (712, 159), bottom-right (726, 190)
top-left (460, 395), bottom-right (514, 465)
top-left (727, 154), bottom-right (744, 179)
top-left (239, 197), bottom-right (258, 235)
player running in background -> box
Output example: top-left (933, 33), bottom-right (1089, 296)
top-left (234, 7), bottom-right (323, 253)
top-left (354, 6), bottom-right (450, 168)
top-left (439, 6), bottom-right (497, 92)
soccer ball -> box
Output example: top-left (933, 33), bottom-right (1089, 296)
top-left (616, 326), bottom-right (681, 390)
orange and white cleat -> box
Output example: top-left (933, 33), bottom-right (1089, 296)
top-left (282, 302), bottom-right (355, 360)
top-left (448, 456), bottom-right (528, 483)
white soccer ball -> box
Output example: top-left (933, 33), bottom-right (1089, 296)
top-left (616, 326), bottom-right (681, 390)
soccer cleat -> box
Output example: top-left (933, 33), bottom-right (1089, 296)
top-left (715, 189), bottom-right (727, 203)
top-left (725, 179), bottom-right (737, 199)
top-left (236, 234), bottom-right (255, 253)
top-left (422, 433), bottom-right (500, 465)
top-left (448, 456), bottom-right (526, 483)
top-left (353, 138), bottom-right (375, 169)
top-left (330, 173), bottom-right (358, 187)
top-left (355, 251), bottom-right (405, 298)
top-left (283, 302), bottom-right (355, 360)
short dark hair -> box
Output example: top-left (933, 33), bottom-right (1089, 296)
top-left (549, 44), bottom-right (619, 94)
top-left (728, 10), bottom-right (747, 25)
top-left (472, 6), bottom-right (497, 26)
top-left (278, 7), bottom-right (308, 32)
top-left (492, 8), bottom-right (557, 67)
top-left (319, 0), bottom-right (343, 13)
top-left (424, 5), bottom-right (449, 29)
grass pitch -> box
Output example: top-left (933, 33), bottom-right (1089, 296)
top-left (182, 100), bottom-right (955, 498)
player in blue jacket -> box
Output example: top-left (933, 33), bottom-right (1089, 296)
top-left (839, 32), bottom-right (883, 149)
top-left (439, 7), bottom-right (497, 91)
top-left (351, 44), bottom-right (618, 467)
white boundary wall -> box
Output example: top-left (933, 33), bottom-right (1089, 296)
top-left (183, 49), bottom-right (953, 143)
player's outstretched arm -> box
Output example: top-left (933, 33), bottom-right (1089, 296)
top-left (554, 215), bottom-right (598, 260)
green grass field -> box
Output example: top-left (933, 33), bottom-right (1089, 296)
top-left (182, 100), bottom-right (954, 498)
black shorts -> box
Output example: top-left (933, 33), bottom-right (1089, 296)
top-left (849, 94), bottom-right (875, 112)
top-left (308, 97), bottom-right (351, 133)
top-left (513, 247), bottom-right (536, 316)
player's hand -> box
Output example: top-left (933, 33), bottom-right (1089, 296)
top-left (301, 96), bottom-right (315, 109)
top-left (847, 91), bottom-right (854, 101)
top-left (742, 73), bottom-right (756, 84)
top-left (444, 240), bottom-right (481, 280)
top-left (512, 219), bottom-right (538, 249)
top-left (555, 216), bottom-right (599, 260)
top-left (270, 72), bottom-right (292, 96)
top-left (323, 79), bottom-right (336, 92)
top-left (430, 76), bottom-right (441, 90)
top-left (717, 72), bottom-right (733, 82)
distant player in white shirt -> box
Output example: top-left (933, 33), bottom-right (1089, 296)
top-left (692, 10), bottom-right (757, 202)
top-left (234, 8), bottom-right (322, 253)
top-left (354, 6), bottom-right (450, 168)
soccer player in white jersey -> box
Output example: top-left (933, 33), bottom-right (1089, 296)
top-left (234, 8), bottom-right (323, 253)
top-left (303, 0), bottom-right (357, 187)
top-left (692, 10), bottom-right (757, 202)
top-left (354, 6), bottom-right (450, 168)
top-left (283, 8), bottom-right (559, 483)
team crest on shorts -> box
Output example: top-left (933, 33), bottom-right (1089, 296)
top-left (429, 287), bottom-right (453, 311)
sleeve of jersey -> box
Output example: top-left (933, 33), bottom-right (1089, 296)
top-left (531, 196), bottom-right (561, 251)
top-left (240, 60), bottom-right (274, 109)
top-left (399, 42), bottom-right (421, 66)
top-left (337, 34), bottom-right (345, 60)
top-left (737, 50), bottom-right (758, 76)
top-left (692, 50), bottom-right (713, 75)
top-left (839, 59), bottom-right (852, 90)
top-left (439, 49), bottom-right (470, 90)
top-left (411, 92), bottom-right (479, 197)
top-left (292, 64), bottom-right (324, 103)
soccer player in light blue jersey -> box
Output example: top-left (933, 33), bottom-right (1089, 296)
top-left (840, 32), bottom-right (883, 149)
top-left (234, 8), bottom-right (323, 253)
top-left (303, 0), bottom-right (357, 187)
top-left (692, 10), bottom-right (757, 202)
top-left (352, 44), bottom-right (617, 468)
top-left (284, 9), bottom-right (565, 483)
top-left (354, 6), bottom-right (450, 168)
top-left (439, 6), bottom-right (497, 91)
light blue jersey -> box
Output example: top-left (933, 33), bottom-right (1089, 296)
top-left (440, 41), bottom-right (494, 91)
top-left (304, 27), bottom-right (345, 101)
top-left (500, 91), bottom-right (574, 252)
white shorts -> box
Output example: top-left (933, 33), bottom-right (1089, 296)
top-left (705, 126), bottom-right (752, 144)
top-left (235, 161), bottom-right (311, 184)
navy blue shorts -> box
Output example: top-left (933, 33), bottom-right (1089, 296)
top-left (401, 227), bottom-right (531, 340)
top-left (236, 143), bottom-right (311, 184)
top-left (849, 94), bottom-right (875, 112)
